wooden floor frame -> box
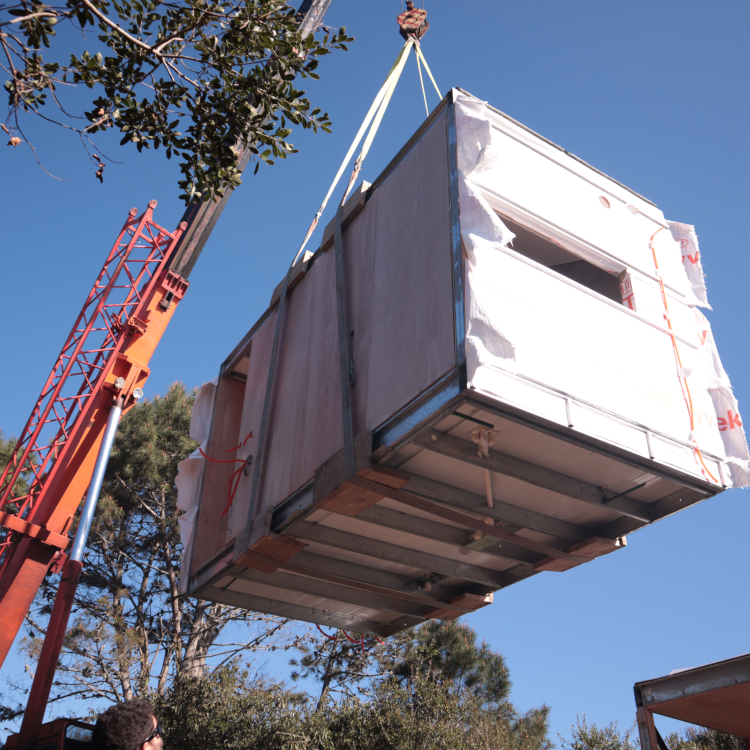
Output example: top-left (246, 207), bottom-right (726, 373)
top-left (189, 386), bottom-right (720, 636)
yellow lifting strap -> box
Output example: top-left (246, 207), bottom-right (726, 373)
top-left (291, 37), bottom-right (415, 266)
top-left (243, 38), bottom-right (425, 537)
top-left (289, 36), bottom-right (443, 264)
top-left (416, 45), bottom-right (441, 101)
top-left (416, 49), bottom-right (429, 116)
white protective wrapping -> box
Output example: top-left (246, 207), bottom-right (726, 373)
top-left (669, 221), bottom-right (710, 309)
top-left (176, 377), bottom-right (218, 591)
top-left (455, 93), bottom-right (749, 487)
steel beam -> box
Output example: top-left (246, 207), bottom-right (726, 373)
top-left (357, 503), bottom-right (539, 565)
top-left (595, 488), bottom-right (709, 539)
top-left (405, 472), bottom-right (592, 541)
top-left (414, 429), bottom-right (653, 523)
top-left (205, 584), bottom-right (407, 637)
top-left (287, 521), bottom-right (506, 587)
top-left (290, 550), bottom-right (481, 605)
top-left (235, 567), bottom-right (431, 619)
top-left (349, 476), bottom-right (587, 563)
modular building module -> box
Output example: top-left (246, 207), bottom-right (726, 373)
top-left (175, 89), bottom-right (749, 636)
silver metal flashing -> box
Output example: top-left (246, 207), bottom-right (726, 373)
top-left (635, 652), bottom-right (750, 707)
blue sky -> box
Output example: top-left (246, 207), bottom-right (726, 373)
top-left (2, 0), bottom-right (749, 742)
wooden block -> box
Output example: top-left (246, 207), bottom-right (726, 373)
top-left (533, 557), bottom-right (580, 573)
top-left (269, 251), bottom-right (314, 308)
top-left (316, 480), bottom-right (385, 517)
top-left (533, 536), bottom-right (626, 572)
top-left (424, 592), bottom-right (493, 621)
top-left (423, 607), bottom-right (462, 621)
top-left (313, 432), bottom-right (412, 517)
top-left (320, 182), bottom-right (371, 252)
top-left (568, 536), bottom-right (626, 557)
top-left (450, 592), bottom-right (493, 610)
top-left (236, 533), bottom-right (305, 574)
top-left (313, 431), bottom-right (372, 502)
top-left (358, 464), bottom-right (410, 490)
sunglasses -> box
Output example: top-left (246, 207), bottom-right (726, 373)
top-left (142, 722), bottom-right (162, 746)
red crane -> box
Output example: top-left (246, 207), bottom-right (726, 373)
top-left (0, 1), bottom-right (334, 747)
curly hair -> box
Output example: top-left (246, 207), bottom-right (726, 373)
top-left (92, 699), bottom-right (156, 750)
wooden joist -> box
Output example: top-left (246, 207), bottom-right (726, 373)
top-left (404, 473), bottom-right (592, 541)
top-left (287, 521), bottom-right (506, 588)
top-left (357, 503), bottom-right (540, 565)
top-left (414, 429), bottom-right (653, 523)
top-left (290, 551), bottom-right (488, 608)
top-left (424, 592), bottom-right (494, 622)
top-left (594, 487), bottom-right (709, 539)
top-left (237, 548), bottom-right (485, 615)
top-left (235, 567), bottom-right (435, 619)
top-left (533, 536), bottom-right (626, 572)
top-left (208, 584), bottom-right (404, 637)
top-left (349, 475), bottom-right (591, 564)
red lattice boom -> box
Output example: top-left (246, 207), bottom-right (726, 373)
top-left (0, 201), bottom-right (183, 570)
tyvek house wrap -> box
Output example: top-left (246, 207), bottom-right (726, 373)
top-left (176, 377), bottom-right (217, 591)
top-left (456, 93), bottom-right (749, 488)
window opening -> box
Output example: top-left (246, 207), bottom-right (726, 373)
top-left (500, 215), bottom-right (623, 304)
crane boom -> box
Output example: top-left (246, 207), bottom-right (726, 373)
top-left (0, 202), bottom-right (187, 667)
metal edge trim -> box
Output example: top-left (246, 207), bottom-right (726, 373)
top-left (188, 542), bottom-right (237, 594)
top-left (447, 90), bottom-right (465, 369)
top-left (372, 370), bottom-right (464, 453)
top-left (464, 390), bottom-right (720, 496)
top-left (271, 481), bottom-right (314, 531)
top-left (634, 653), bottom-right (750, 706)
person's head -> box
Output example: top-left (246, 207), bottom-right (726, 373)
top-left (92, 699), bottom-right (163, 750)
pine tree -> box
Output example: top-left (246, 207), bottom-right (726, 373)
top-left (12, 383), bottom-right (297, 717)
top-left (290, 629), bottom-right (384, 710)
top-left (389, 619), bottom-right (512, 709)
top-left (0, 429), bottom-right (38, 510)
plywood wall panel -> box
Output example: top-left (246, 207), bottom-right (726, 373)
top-left (191, 376), bottom-right (245, 571)
top-left (205, 111), bottom-right (455, 560)
top-left (237, 112), bottom-right (454, 552)
top-left (346, 110), bottom-right (455, 435)
top-left (253, 250), bottom-right (341, 535)
top-left (225, 310), bottom-right (277, 543)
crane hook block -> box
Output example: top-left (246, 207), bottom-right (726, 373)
top-left (397, 2), bottom-right (429, 40)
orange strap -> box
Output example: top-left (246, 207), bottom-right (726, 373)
top-left (649, 229), bottom-right (718, 483)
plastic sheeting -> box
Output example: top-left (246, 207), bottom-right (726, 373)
top-left (176, 377), bottom-right (217, 592)
top-left (669, 221), bottom-right (710, 309)
top-left (455, 92), bottom-right (749, 488)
